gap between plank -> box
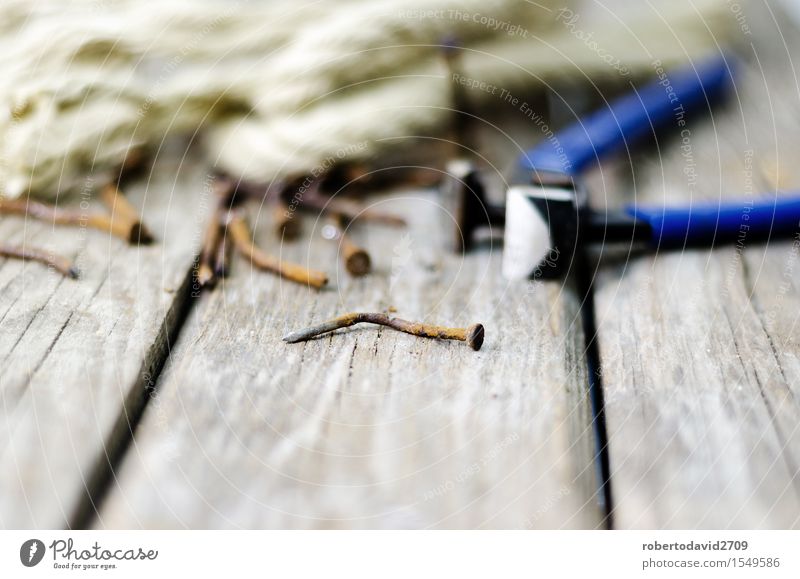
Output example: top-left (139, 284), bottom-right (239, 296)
top-left (576, 256), bottom-right (615, 530)
top-left (68, 264), bottom-right (200, 529)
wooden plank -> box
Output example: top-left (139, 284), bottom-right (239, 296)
top-left (0, 155), bottom-right (209, 528)
top-left (96, 184), bottom-right (602, 529)
top-left (593, 36), bottom-right (800, 527)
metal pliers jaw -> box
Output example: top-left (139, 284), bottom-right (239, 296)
top-left (503, 55), bottom-right (739, 281)
top-left (503, 170), bottom-right (587, 280)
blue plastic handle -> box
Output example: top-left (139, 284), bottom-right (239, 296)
top-left (626, 195), bottom-right (800, 247)
top-left (520, 55), bottom-right (734, 175)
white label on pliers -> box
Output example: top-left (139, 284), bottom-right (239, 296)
top-left (502, 186), bottom-right (552, 280)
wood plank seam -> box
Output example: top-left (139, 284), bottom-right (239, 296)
top-left (0, 158), bottom-right (212, 528)
top-left (600, 260), bottom-right (799, 528)
top-left (578, 264), bottom-right (615, 529)
top-left (70, 263), bottom-right (199, 528)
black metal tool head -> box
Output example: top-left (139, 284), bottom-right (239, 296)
top-left (440, 159), bottom-right (506, 253)
top-left (502, 171), bottom-right (586, 280)
top-left (438, 35), bottom-right (508, 253)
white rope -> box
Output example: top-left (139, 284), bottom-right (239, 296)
top-left (0, 0), bottom-right (736, 199)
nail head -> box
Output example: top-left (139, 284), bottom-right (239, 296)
top-left (466, 323), bottom-right (485, 351)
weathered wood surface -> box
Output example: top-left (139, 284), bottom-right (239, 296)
top-left (9, 8), bottom-right (800, 531)
top-left (96, 187), bottom-right (602, 529)
top-left (592, 27), bottom-right (800, 527)
top-left (0, 156), bottom-right (209, 528)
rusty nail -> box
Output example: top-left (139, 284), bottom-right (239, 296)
top-left (322, 214), bottom-right (371, 276)
top-left (99, 183), bottom-right (154, 244)
top-left (283, 312), bottom-right (484, 351)
top-left (227, 209), bottom-right (328, 289)
top-left (0, 244), bottom-right (79, 278)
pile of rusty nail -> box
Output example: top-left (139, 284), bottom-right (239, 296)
top-left (0, 161), bottom-right (405, 286)
top-left (194, 166), bottom-right (408, 292)
top-left (215, 171), bottom-right (485, 351)
top-left (0, 161), bottom-right (484, 351)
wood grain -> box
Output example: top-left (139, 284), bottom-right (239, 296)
top-left (0, 155), bottom-right (210, 528)
top-left (96, 188), bottom-right (602, 529)
top-left (592, 16), bottom-right (800, 528)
